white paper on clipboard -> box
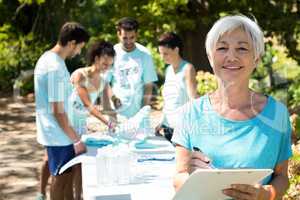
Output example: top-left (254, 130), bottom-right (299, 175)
top-left (173, 168), bottom-right (273, 200)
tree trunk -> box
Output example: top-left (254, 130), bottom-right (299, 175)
top-left (31, 0), bottom-right (74, 43)
top-left (182, 24), bottom-right (211, 73)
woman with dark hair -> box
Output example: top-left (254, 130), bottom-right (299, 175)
top-left (68, 41), bottom-right (117, 200)
top-left (69, 40), bottom-right (117, 134)
top-left (155, 32), bottom-right (198, 141)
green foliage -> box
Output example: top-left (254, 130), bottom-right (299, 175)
top-left (286, 150), bottom-right (300, 199)
top-left (289, 79), bottom-right (300, 111)
top-left (154, 86), bottom-right (164, 110)
top-left (83, 0), bottom-right (195, 46)
top-left (250, 40), bottom-right (300, 110)
top-left (201, 0), bottom-right (300, 64)
top-left (0, 0), bottom-right (300, 109)
top-left (18, 0), bottom-right (45, 4)
top-left (196, 71), bottom-right (218, 96)
top-left (0, 23), bottom-right (48, 93)
top-left (291, 152), bottom-right (300, 163)
top-left (146, 43), bottom-right (165, 76)
top-left (292, 114), bottom-right (300, 139)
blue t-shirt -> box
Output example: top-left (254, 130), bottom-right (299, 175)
top-left (162, 60), bottom-right (190, 128)
top-left (106, 43), bottom-right (158, 118)
top-left (34, 51), bottom-right (73, 146)
top-left (172, 95), bottom-right (292, 184)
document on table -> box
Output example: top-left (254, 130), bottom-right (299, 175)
top-left (173, 168), bottom-right (273, 200)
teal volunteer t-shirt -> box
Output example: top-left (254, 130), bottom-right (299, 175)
top-left (106, 43), bottom-right (158, 118)
top-left (172, 95), bottom-right (292, 184)
top-left (34, 51), bottom-right (73, 146)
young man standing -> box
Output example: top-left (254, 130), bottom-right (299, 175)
top-left (104, 17), bottom-right (158, 118)
top-left (34, 22), bottom-right (89, 200)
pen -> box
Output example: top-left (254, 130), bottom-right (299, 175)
top-left (193, 146), bottom-right (217, 169)
top-left (137, 157), bottom-right (175, 162)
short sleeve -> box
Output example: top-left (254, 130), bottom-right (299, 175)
top-left (48, 69), bottom-right (67, 102)
top-left (142, 54), bottom-right (158, 84)
top-left (277, 110), bottom-right (293, 163)
top-left (171, 104), bottom-right (192, 150)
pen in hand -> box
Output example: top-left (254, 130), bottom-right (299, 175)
top-left (193, 147), bottom-right (216, 169)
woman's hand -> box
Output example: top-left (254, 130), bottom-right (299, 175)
top-left (189, 151), bottom-right (213, 173)
top-left (223, 184), bottom-right (275, 200)
top-left (174, 145), bottom-right (215, 191)
top-left (108, 118), bottom-right (118, 132)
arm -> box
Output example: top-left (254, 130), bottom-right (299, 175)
top-left (102, 84), bottom-right (119, 119)
top-left (173, 145), bottom-right (190, 191)
top-left (48, 68), bottom-right (85, 155)
top-left (173, 144), bottom-right (212, 191)
top-left (266, 160), bottom-right (289, 199)
top-left (72, 72), bottom-right (111, 127)
top-left (184, 63), bottom-right (198, 99)
top-left (143, 83), bottom-right (153, 106)
top-left (223, 160), bottom-right (290, 200)
top-left (101, 68), bottom-right (121, 114)
top-left (102, 84), bottom-right (113, 112)
top-left (51, 102), bottom-right (86, 155)
top-left (52, 102), bottom-right (80, 142)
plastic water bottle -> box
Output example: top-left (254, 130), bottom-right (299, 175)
top-left (105, 146), bottom-right (118, 186)
top-left (96, 146), bottom-right (118, 186)
top-left (115, 105), bottom-right (152, 140)
top-left (96, 143), bottom-right (137, 186)
top-left (117, 144), bottom-right (131, 185)
top-left (96, 148), bottom-right (106, 185)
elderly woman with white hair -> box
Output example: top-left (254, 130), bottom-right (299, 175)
top-left (172, 15), bottom-right (292, 199)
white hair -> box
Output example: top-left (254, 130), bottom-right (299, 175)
top-left (205, 15), bottom-right (265, 60)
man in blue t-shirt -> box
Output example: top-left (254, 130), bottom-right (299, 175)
top-left (103, 17), bottom-right (158, 118)
top-left (34, 22), bottom-right (89, 200)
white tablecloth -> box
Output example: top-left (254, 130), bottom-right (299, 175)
top-left (81, 136), bottom-right (176, 200)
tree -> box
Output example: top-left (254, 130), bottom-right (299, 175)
top-left (0, 0), bottom-right (299, 93)
top-left (79, 0), bottom-right (300, 71)
top-left (187, 0), bottom-right (300, 66)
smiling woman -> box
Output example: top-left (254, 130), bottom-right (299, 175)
top-left (67, 40), bottom-right (118, 200)
top-left (68, 41), bottom-right (117, 134)
top-left (172, 15), bottom-right (292, 200)
top-left (210, 28), bottom-right (259, 86)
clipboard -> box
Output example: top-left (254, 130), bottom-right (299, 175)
top-left (173, 168), bottom-right (273, 200)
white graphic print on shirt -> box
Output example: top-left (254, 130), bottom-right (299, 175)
top-left (117, 57), bottom-right (142, 90)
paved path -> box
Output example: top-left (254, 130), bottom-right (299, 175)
top-left (0, 97), bottom-right (42, 200)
